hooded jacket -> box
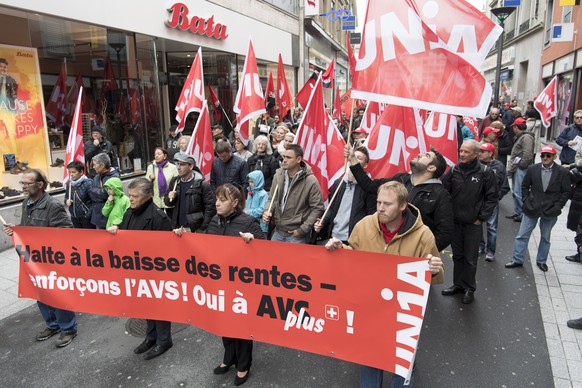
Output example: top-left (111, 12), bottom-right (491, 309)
top-left (88, 168), bottom-right (120, 228)
top-left (268, 162), bottom-right (324, 236)
top-left (347, 204), bottom-right (443, 284)
top-left (102, 177), bottom-right (130, 228)
top-left (245, 170), bottom-right (269, 232)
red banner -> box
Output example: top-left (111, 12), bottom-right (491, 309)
top-left (233, 40), bottom-right (266, 145)
top-left (534, 75), bottom-right (558, 128)
top-left (296, 72), bottom-right (318, 109)
top-left (423, 112), bottom-right (459, 167)
top-left (186, 101), bottom-right (214, 181)
top-left (294, 74), bottom-right (346, 191)
top-left (175, 47), bottom-right (205, 132)
top-left (322, 59), bottom-right (335, 89)
top-left (463, 116), bottom-right (480, 141)
top-left (46, 61), bottom-right (67, 127)
top-left (13, 226), bottom-right (434, 379)
top-left (208, 86), bottom-right (222, 122)
top-left (339, 88), bottom-right (366, 119)
top-left (352, 0), bottom-right (499, 117)
top-left (360, 101), bottom-right (388, 134)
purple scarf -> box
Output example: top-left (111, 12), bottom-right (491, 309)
top-left (156, 160), bottom-right (169, 197)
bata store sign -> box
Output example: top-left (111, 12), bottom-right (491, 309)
top-left (166, 3), bottom-right (229, 40)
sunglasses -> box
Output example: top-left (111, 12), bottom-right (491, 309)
top-left (540, 153), bottom-right (554, 158)
top-left (575, 116), bottom-right (582, 119)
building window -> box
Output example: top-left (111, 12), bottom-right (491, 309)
top-left (544, 0), bottom-right (554, 46)
top-left (562, 6), bottom-right (572, 23)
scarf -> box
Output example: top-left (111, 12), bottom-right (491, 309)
top-left (156, 160), bottom-right (169, 197)
top-left (70, 174), bottom-right (89, 187)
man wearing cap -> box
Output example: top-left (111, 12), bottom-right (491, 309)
top-left (352, 127), bottom-right (368, 146)
top-left (164, 153), bottom-right (216, 232)
top-left (478, 143), bottom-right (510, 261)
top-left (165, 125), bottom-right (182, 162)
top-left (84, 125), bottom-right (117, 177)
top-left (506, 117), bottom-right (535, 222)
top-left (506, 145), bottom-right (571, 272)
top-left (556, 109), bottom-right (582, 165)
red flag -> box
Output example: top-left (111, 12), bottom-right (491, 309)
top-left (277, 54), bottom-right (293, 119)
top-left (233, 40), bottom-right (266, 145)
top-left (359, 101), bottom-right (388, 134)
top-left (332, 87), bottom-right (342, 120)
top-left (534, 76), bottom-right (558, 128)
top-left (63, 87), bottom-right (85, 184)
top-left (296, 72), bottom-right (318, 109)
top-left (352, 0), bottom-right (502, 117)
top-left (130, 88), bottom-right (141, 124)
top-left (175, 47), bottom-right (205, 132)
top-left (423, 112), bottom-right (459, 166)
top-left (64, 75), bottom-right (84, 125)
top-left (102, 57), bottom-right (118, 92)
top-left (347, 32), bottom-right (356, 78)
top-left (322, 59), bottom-right (335, 89)
top-left (186, 101), bottom-right (214, 181)
top-left (208, 86), bottom-right (222, 122)
top-left (364, 106), bottom-right (458, 178)
top-left (294, 74), bottom-right (346, 192)
top-left (265, 71), bottom-right (276, 110)
top-left (339, 88), bottom-right (366, 119)
top-left (463, 116), bottom-right (480, 141)
top-left (46, 61), bottom-right (67, 127)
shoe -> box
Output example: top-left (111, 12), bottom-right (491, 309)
top-left (36, 327), bottom-right (61, 341)
top-left (567, 317), bottom-right (582, 330)
top-left (143, 342), bottom-right (173, 360)
top-left (134, 339), bottom-right (155, 354)
top-left (441, 285), bottom-right (464, 296)
top-left (566, 254), bottom-right (581, 263)
top-left (214, 363), bottom-right (235, 375)
top-left (485, 253), bottom-right (495, 262)
top-left (537, 262), bottom-right (549, 272)
top-left (55, 332), bottom-right (77, 347)
top-left (50, 158), bottom-right (64, 167)
top-left (505, 261), bottom-right (523, 269)
top-left (234, 370), bottom-right (250, 386)
top-left (513, 215), bottom-right (522, 222)
top-left (462, 291), bottom-right (474, 304)
top-left (505, 213), bottom-right (519, 219)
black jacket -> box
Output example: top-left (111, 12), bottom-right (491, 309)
top-left (164, 168), bottom-right (216, 230)
top-left (206, 211), bottom-right (266, 239)
top-left (522, 162), bottom-right (571, 218)
top-left (317, 178), bottom-right (376, 241)
top-left (20, 192), bottom-right (73, 228)
top-left (483, 159), bottom-right (510, 200)
top-left (350, 164), bottom-right (454, 251)
top-left (88, 168), bottom-right (120, 228)
top-left (441, 158), bottom-right (499, 224)
top-left (496, 130), bottom-right (513, 167)
top-left (210, 154), bottom-right (249, 189)
top-left (247, 153), bottom-right (279, 191)
top-left (119, 198), bottom-right (172, 232)
top-left (84, 138), bottom-right (118, 177)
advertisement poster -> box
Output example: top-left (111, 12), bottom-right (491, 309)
top-left (0, 43), bottom-right (50, 186)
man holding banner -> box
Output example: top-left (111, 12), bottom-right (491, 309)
top-left (325, 181), bottom-right (443, 387)
top-left (2, 169), bottom-right (78, 348)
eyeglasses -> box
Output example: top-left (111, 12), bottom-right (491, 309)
top-left (540, 153), bottom-right (553, 158)
top-left (575, 116), bottom-right (582, 119)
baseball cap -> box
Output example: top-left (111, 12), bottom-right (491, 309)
top-left (503, 102), bottom-right (511, 108)
top-left (482, 127), bottom-right (500, 137)
top-left (512, 117), bottom-right (527, 126)
top-left (174, 153), bottom-right (195, 165)
top-left (480, 143), bottom-right (495, 153)
top-left (353, 127), bottom-right (367, 134)
top-left (512, 106), bottom-right (522, 114)
top-left (539, 145), bottom-right (557, 155)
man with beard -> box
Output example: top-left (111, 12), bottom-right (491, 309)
top-left (441, 140), bottom-right (498, 304)
top-left (345, 145), bottom-right (454, 252)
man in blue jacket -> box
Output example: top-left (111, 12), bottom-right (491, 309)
top-left (556, 110), bottom-right (582, 165)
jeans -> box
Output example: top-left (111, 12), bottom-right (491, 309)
top-left (512, 214), bottom-right (558, 264)
top-left (360, 366), bottom-right (413, 388)
top-left (37, 301), bottom-right (77, 333)
top-left (271, 230), bottom-right (307, 244)
top-left (479, 206), bottom-right (499, 254)
top-left (512, 168), bottom-right (527, 216)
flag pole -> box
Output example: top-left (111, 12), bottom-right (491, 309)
top-left (220, 105), bottom-right (234, 129)
top-left (267, 185), bottom-right (279, 215)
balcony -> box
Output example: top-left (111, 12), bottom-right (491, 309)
top-left (505, 28), bottom-right (515, 41)
top-left (519, 19), bottom-right (530, 34)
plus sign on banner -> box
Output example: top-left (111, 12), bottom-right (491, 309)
top-left (326, 305), bottom-right (340, 320)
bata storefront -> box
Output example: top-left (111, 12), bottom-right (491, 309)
top-left (0, 0), bottom-right (297, 202)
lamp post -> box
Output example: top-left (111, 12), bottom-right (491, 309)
top-left (491, 6), bottom-right (516, 109)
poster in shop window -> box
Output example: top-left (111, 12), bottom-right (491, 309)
top-left (0, 43), bottom-right (50, 185)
